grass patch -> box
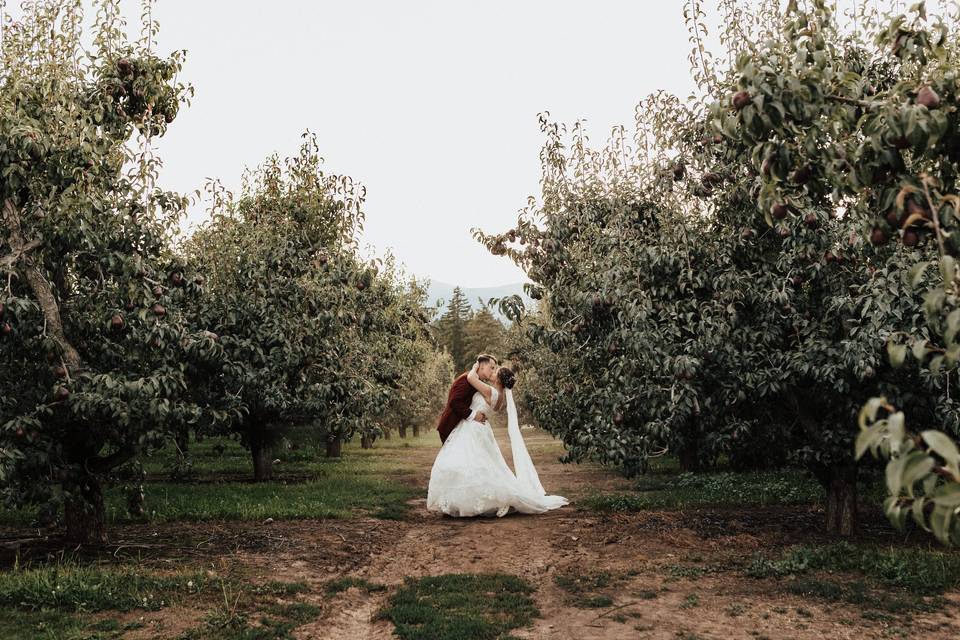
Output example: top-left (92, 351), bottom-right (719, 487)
top-left (0, 564), bottom-right (210, 612)
top-left (554, 570), bottom-right (624, 609)
top-left (679, 593), bottom-right (700, 609)
top-left (585, 466), bottom-right (888, 514)
top-left (0, 608), bottom-right (94, 640)
top-left (744, 542), bottom-right (960, 596)
top-left (324, 577), bottom-right (386, 595)
top-left (785, 577), bottom-right (939, 614)
top-left (554, 570), bottom-right (616, 594)
top-left (585, 470), bottom-right (825, 512)
top-left (0, 433), bottom-right (431, 527)
top-left (575, 594), bottom-right (614, 608)
top-left (378, 573), bottom-right (539, 640)
top-left (179, 611), bottom-right (315, 640)
top-left (113, 477), bottom-right (417, 522)
top-left (664, 563), bottom-right (728, 579)
top-left (0, 563), bottom-right (316, 640)
top-left (746, 542), bottom-right (960, 614)
top-left (144, 430), bottom-right (434, 479)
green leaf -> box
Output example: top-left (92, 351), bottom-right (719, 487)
top-left (855, 424), bottom-right (882, 460)
top-left (911, 497), bottom-right (930, 530)
top-left (902, 453), bottom-right (935, 496)
top-left (886, 454), bottom-right (909, 496)
top-left (912, 340), bottom-right (929, 362)
top-left (922, 430), bottom-right (960, 476)
top-left (887, 342), bottom-right (907, 368)
top-left (907, 261), bottom-right (930, 287)
top-left (923, 288), bottom-right (946, 316)
top-left (930, 355), bottom-right (945, 375)
top-left (931, 504), bottom-right (953, 545)
top-left (858, 397), bottom-right (886, 429)
top-left (947, 310), bottom-right (960, 345)
top-left (887, 412), bottom-right (906, 454)
top-left (932, 483), bottom-right (960, 508)
top-left (941, 256), bottom-right (957, 284)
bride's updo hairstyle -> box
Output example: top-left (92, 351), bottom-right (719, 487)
top-left (497, 367), bottom-right (516, 390)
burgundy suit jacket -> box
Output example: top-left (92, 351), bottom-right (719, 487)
top-left (436, 373), bottom-right (475, 443)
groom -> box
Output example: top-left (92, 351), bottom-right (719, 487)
top-left (436, 354), bottom-right (499, 444)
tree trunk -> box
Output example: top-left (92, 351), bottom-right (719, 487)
top-left (63, 478), bottom-right (107, 544)
top-left (361, 435), bottom-right (373, 449)
top-left (678, 439), bottom-right (700, 472)
top-left (413, 424), bottom-right (420, 437)
top-left (399, 424), bottom-right (407, 438)
top-left (383, 429), bottom-right (391, 440)
top-left (126, 484), bottom-right (145, 518)
top-left (326, 439), bottom-right (342, 458)
top-left (823, 464), bottom-right (858, 536)
top-left (250, 437), bottom-right (273, 482)
top-left (4, 199), bottom-right (83, 371)
top-left (175, 429), bottom-right (189, 456)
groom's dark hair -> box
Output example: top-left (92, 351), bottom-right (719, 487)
top-left (476, 353), bottom-right (498, 365)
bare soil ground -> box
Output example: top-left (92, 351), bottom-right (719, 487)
top-left (294, 429), bottom-right (960, 640)
top-left (9, 429), bottom-right (959, 639)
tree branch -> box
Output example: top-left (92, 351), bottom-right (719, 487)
top-left (826, 94), bottom-right (878, 109)
top-left (2, 198), bottom-right (82, 370)
top-left (88, 444), bottom-right (138, 473)
top-left (0, 238), bottom-right (43, 269)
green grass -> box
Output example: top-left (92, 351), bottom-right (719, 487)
top-left (324, 577), bottom-right (387, 595)
top-left (553, 570), bottom-right (616, 594)
top-left (378, 573), bottom-right (539, 640)
top-left (178, 602), bottom-right (322, 640)
top-left (554, 570), bottom-right (625, 609)
top-left (100, 475), bottom-right (419, 523)
top-left (744, 541), bottom-right (960, 596)
top-left (0, 608), bottom-right (95, 640)
top-left (583, 470), bottom-right (825, 512)
top-left (0, 431), bottom-right (434, 527)
top-left (575, 594), bottom-right (614, 608)
top-left (664, 563), bottom-right (728, 579)
top-left (583, 467), bottom-right (888, 513)
top-left (679, 593), bottom-right (700, 609)
top-left (0, 561), bottom-right (318, 640)
top-left (144, 429), bottom-right (431, 479)
top-left (0, 564), bottom-right (211, 612)
top-left (0, 565), bottom-right (209, 640)
top-left (745, 541), bottom-right (960, 614)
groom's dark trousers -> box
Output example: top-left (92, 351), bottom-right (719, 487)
top-left (436, 373), bottom-right (475, 444)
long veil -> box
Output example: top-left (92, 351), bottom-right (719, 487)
top-left (505, 388), bottom-right (548, 496)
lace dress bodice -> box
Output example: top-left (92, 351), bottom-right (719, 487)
top-left (469, 387), bottom-right (499, 415)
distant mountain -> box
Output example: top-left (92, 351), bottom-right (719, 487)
top-left (426, 280), bottom-right (533, 320)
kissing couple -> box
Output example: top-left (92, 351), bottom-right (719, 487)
top-left (426, 354), bottom-right (569, 518)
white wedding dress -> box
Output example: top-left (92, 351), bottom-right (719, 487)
top-left (426, 385), bottom-right (569, 517)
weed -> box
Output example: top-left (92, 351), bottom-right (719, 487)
top-left (377, 573), bottom-right (539, 640)
top-left (324, 577), bottom-right (386, 595)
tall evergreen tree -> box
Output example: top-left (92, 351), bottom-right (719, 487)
top-left (434, 287), bottom-right (471, 372)
top-left (464, 304), bottom-right (506, 364)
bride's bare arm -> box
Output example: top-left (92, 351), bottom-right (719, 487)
top-left (467, 363), bottom-right (494, 406)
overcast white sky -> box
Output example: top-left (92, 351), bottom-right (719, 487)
top-left (64, 0), bottom-right (704, 288)
top-left (8, 1), bottom-right (939, 286)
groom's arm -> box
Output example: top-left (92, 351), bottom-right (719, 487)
top-left (450, 377), bottom-right (478, 422)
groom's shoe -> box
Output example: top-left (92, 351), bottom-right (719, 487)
top-left (496, 505), bottom-right (510, 518)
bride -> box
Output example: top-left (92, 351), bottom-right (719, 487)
top-left (426, 362), bottom-right (569, 517)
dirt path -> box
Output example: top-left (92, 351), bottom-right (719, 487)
top-left (285, 429), bottom-right (960, 640)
